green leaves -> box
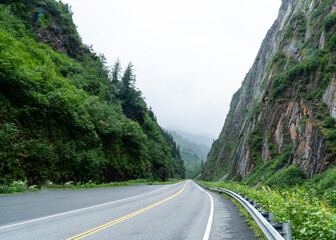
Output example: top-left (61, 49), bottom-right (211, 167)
top-left (201, 180), bottom-right (336, 239)
top-left (0, 1), bottom-right (184, 187)
top-left (323, 12), bottom-right (336, 31)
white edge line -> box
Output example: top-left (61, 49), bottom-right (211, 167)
top-left (0, 181), bottom-right (185, 230)
top-left (192, 181), bottom-right (214, 240)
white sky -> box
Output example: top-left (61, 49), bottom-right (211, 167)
top-left (61, 0), bottom-right (281, 139)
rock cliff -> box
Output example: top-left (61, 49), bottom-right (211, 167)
top-left (202, 0), bottom-right (336, 182)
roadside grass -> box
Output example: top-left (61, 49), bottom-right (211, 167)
top-left (226, 194), bottom-right (267, 240)
top-left (0, 179), bottom-right (184, 194)
top-left (147, 179), bottom-right (184, 185)
top-left (0, 181), bottom-right (38, 194)
top-left (197, 180), bottom-right (336, 240)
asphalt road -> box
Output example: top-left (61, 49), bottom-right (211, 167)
top-left (0, 180), bottom-right (257, 240)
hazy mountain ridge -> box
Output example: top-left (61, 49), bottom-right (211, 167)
top-left (168, 129), bottom-right (213, 147)
top-left (202, 0), bottom-right (336, 187)
top-left (169, 130), bottom-right (210, 177)
top-left (170, 131), bottom-right (210, 159)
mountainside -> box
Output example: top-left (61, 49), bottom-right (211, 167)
top-left (0, 0), bottom-right (184, 186)
top-left (202, 0), bottom-right (336, 185)
top-left (170, 130), bottom-right (213, 147)
top-left (169, 131), bottom-right (210, 177)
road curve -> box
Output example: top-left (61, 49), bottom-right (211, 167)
top-left (0, 180), bottom-right (257, 240)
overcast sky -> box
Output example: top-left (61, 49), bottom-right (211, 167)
top-left (61, 0), bottom-right (281, 140)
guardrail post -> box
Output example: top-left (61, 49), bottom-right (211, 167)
top-left (268, 212), bottom-right (275, 224)
top-left (261, 212), bottom-right (275, 224)
top-left (282, 223), bottom-right (292, 240)
top-left (195, 182), bottom-right (291, 239)
top-left (253, 201), bottom-right (260, 208)
top-left (272, 223), bottom-right (283, 235)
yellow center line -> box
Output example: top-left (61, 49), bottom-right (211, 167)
top-left (66, 181), bottom-right (189, 240)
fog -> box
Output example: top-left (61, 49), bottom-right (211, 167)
top-left (61, 0), bottom-right (281, 140)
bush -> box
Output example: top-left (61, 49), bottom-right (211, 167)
top-left (325, 116), bottom-right (336, 128)
top-left (200, 180), bottom-right (336, 239)
top-left (264, 165), bottom-right (305, 188)
top-left (0, 3), bottom-right (184, 187)
top-left (306, 89), bottom-right (323, 101)
top-left (327, 130), bottom-right (336, 146)
top-left (242, 144), bottom-right (293, 186)
top-left (0, 181), bottom-right (26, 194)
top-left (324, 12), bottom-right (336, 31)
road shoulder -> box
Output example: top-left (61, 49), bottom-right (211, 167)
top-left (207, 189), bottom-right (258, 240)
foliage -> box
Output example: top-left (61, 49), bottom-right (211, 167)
top-left (169, 131), bottom-right (209, 177)
top-left (0, 179), bottom-right (182, 193)
top-left (0, 1), bottom-right (185, 188)
top-left (0, 181), bottom-right (26, 194)
top-left (200, 7), bottom-right (336, 238)
top-left (44, 179), bottom-right (146, 189)
top-left (271, 52), bottom-right (287, 70)
top-left (247, 128), bottom-right (263, 162)
top-left (160, 130), bottom-right (186, 179)
top-left (327, 130), bottom-right (336, 145)
top-left (242, 144), bottom-right (293, 186)
top-left (312, 0), bottom-right (333, 21)
top-left (199, 180), bottom-right (336, 240)
top-left (263, 164), bottom-right (305, 188)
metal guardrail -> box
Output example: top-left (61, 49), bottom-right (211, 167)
top-left (198, 183), bottom-right (292, 240)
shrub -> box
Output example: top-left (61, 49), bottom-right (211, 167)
top-left (324, 12), bottom-right (336, 31)
top-left (327, 130), bottom-right (336, 146)
top-left (0, 181), bottom-right (26, 194)
top-left (199, 180), bottom-right (336, 239)
top-left (264, 164), bottom-right (305, 188)
top-left (325, 116), bottom-right (336, 128)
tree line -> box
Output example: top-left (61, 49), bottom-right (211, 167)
top-left (0, 0), bottom-right (185, 186)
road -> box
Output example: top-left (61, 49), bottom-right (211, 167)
top-left (0, 180), bottom-right (257, 240)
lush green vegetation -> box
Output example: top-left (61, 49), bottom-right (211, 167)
top-left (170, 131), bottom-right (209, 177)
top-left (270, 7), bottom-right (336, 102)
top-left (0, 1), bottom-right (184, 189)
top-left (200, 179), bottom-right (336, 240)
top-left (45, 178), bottom-right (183, 189)
top-left (247, 127), bottom-right (263, 163)
top-left (323, 12), bottom-right (336, 31)
top-left (242, 144), bottom-right (295, 187)
top-left (314, 103), bottom-right (336, 149)
top-left (200, 141), bottom-right (336, 239)
top-left (0, 179), bottom-right (183, 194)
top-left (0, 181), bottom-right (26, 194)
top-left (200, 3), bottom-right (336, 238)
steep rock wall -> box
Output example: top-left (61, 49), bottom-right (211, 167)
top-left (202, 0), bottom-right (336, 181)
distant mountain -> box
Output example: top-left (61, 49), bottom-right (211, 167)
top-left (169, 130), bottom-right (210, 177)
top-left (168, 129), bottom-right (213, 147)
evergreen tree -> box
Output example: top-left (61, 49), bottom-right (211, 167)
top-left (120, 63), bottom-right (146, 123)
top-left (110, 58), bottom-right (122, 96)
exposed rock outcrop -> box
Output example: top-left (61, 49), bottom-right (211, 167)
top-left (323, 74), bottom-right (336, 118)
top-left (202, 0), bottom-right (336, 181)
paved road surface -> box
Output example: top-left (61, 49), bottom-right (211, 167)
top-left (0, 180), bottom-right (257, 240)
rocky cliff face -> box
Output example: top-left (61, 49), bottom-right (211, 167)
top-left (202, 0), bottom-right (336, 182)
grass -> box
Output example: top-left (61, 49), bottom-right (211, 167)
top-left (0, 181), bottom-right (38, 194)
top-left (147, 179), bottom-right (183, 185)
top-left (0, 179), bottom-right (184, 193)
top-left (220, 192), bottom-right (267, 239)
top-left (197, 180), bottom-right (336, 240)
top-left (242, 144), bottom-right (293, 187)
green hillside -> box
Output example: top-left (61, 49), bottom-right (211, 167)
top-left (170, 131), bottom-right (209, 177)
top-left (0, 0), bottom-right (184, 188)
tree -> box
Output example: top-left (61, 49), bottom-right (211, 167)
top-left (119, 62), bottom-right (146, 123)
top-left (111, 58), bottom-right (121, 84)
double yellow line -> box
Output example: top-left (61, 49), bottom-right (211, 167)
top-left (67, 181), bottom-right (188, 240)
